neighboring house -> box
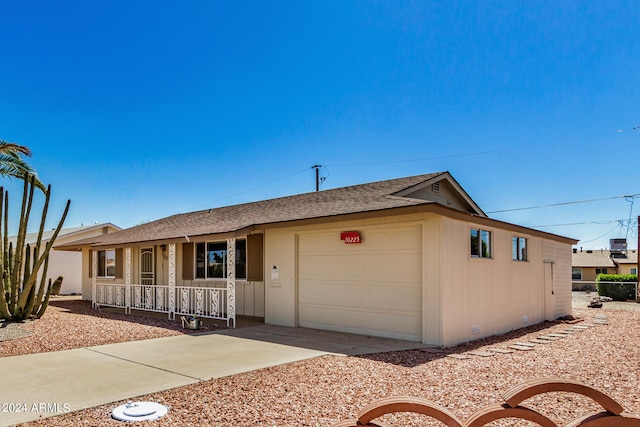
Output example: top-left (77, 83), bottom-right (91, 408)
top-left (11, 223), bottom-right (121, 295)
top-left (572, 247), bottom-right (638, 289)
top-left (57, 172), bottom-right (576, 347)
top-left (616, 251), bottom-right (638, 275)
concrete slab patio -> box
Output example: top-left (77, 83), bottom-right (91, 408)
top-left (0, 325), bottom-right (425, 426)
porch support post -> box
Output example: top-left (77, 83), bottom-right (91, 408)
top-left (168, 243), bottom-right (176, 320)
top-left (125, 247), bottom-right (131, 314)
top-left (91, 250), bottom-right (97, 308)
top-left (227, 238), bottom-right (236, 328)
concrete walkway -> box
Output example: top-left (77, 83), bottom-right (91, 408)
top-left (1, 325), bottom-right (424, 426)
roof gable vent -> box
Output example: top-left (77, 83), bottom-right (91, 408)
top-left (432, 182), bottom-right (440, 193)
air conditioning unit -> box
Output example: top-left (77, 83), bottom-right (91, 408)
top-left (610, 238), bottom-right (627, 251)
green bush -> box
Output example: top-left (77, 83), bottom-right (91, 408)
top-left (596, 274), bottom-right (637, 301)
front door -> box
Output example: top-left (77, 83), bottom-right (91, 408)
top-left (140, 248), bottom-right (154, 286)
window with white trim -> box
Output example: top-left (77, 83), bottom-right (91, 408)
top-left (195, 239), bottom-right (246, 279)
top-left (470, 228), bottom-right (492, 258)
top-left (630, 267), bottom-right (637, 275)
top-left (98, 249), bottom-right (116, 277)
top-left (512, 236), bottom-right (528, 261)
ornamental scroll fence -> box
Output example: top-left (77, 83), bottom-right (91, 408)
top-left (332, 378), bottom-right (640, 427)
top-left (94, 283), bottom-right (234, 327)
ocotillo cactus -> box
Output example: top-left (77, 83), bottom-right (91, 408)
top-left (0, 174), bottom-right (70, 321)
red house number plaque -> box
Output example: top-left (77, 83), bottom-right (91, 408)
top-left (340, 231), bottom-right (361, 244)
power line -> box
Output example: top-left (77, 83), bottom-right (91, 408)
top-left (487, 194), bottom-right (640, 214)
top-left (577, 224), bottom-right (622, 245)
top-left (186, 167), bottom-right (310, 211)
top-left (531, 219), bottom-right (626, 228)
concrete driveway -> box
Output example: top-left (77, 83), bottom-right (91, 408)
top-left (0, 325), bottom-right (424, 426)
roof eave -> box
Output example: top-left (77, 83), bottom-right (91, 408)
top-left (72, 202), bottom-right (576, 248)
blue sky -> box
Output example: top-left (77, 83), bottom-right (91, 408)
top-left (1, 0), bottom-right (638, 249)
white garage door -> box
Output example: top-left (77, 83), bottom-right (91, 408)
top-left (297, 224), bottom-right (422, 341)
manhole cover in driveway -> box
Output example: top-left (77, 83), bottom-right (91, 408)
top-left (112, 402), bottom-right (168, 421)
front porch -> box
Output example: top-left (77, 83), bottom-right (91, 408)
top-left (92, 240), bottom-right (240, 327)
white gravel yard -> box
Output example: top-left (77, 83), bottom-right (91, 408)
top-left (3, 297), bottom-right (640, 426)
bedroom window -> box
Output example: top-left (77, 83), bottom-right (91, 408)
top-left (512, 237), bottom-right (528, 261)
top-left (97, 249), bottom-right (116, 277)
top-left (470, 229), bottom-right (492, 258)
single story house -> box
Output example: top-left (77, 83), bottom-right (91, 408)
top-left (572, 247), bottom-right (638, 290)
top-left (57, 172), bottom-right (576, 347)
top-left (11, 223), bottom-right (121, 295)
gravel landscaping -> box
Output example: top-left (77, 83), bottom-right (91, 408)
top-left (3, 295), bottom-right (640, 426)
top-left (0, 298), bottom-right (197, 357)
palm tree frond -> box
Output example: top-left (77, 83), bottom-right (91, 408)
top-left (0, 140), bottom-right (33, 157)
top-left (0, 140), bottom-right (45, 192)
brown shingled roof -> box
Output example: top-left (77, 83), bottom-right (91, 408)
top-left (572, 250), bottom-right (616, 268)
top-left (60, 172), bottom-right (454, 248)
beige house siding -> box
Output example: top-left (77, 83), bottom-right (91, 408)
top-left (438, 218), bottom-right (570, 347)
top-left (264, 229), bottom-right (298, 326)
top-left (403, 181), bottom-right (475, 214)
top-left (422, 214), bottom-right (443, 346)
top-left (262, 212), bottom-right (573, 347)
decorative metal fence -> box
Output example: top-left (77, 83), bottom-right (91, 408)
top-left (174, 286), bottom-right (229, 320)
top-left (96, 283), bottom-right (127, 310)
top-left (94, 283), bottom-right (234, 327)
top-left (131, 285), bottom-right (170, 314)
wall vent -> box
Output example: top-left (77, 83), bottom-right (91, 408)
top-left (432, 182), bottom-right (440, 193)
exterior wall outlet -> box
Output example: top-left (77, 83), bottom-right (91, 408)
top-left (471, 325), bottom-right (481, 335)
top-left (522, 315), bottom-right (528, 323)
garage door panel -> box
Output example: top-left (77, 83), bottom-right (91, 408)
top-left (299, 305), bottom-right (343, 327)
top-left (394, 253), bottom-right (423, 281)
top-left (300, 306), bottom-right (421, 341)
top-left (299, 281), bottom-right (368, 306)
top-left (367, 285), bottom-right (421, 309)
top-left (298, 225), bottom-right (422, 341)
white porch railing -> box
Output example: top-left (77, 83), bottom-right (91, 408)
top-left (174, 286), bottom-right (229, 322)
top-left (94, 284), bottom-right (235, 327)
top-left (131, 285), bottom-right (170, 314)
top-left (96, 283), bottom-right (127, 310)
top-left (92, 241), bottom-right (237, 328)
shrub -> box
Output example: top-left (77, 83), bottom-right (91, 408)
top-left (596, 274), bottom-right (637, 301)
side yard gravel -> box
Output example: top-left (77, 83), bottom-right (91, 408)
top-left (4, 298), bottom-right (640, 426)
top-left (0, 298), bottom-right (195, 357)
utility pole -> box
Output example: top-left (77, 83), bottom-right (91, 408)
top-left (311, 164), bottom-right (323, 192)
